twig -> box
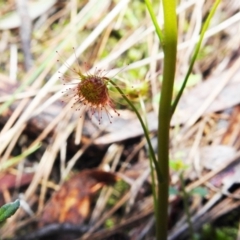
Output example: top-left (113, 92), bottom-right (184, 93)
top-left (14, 223), bottom-right (88, 240)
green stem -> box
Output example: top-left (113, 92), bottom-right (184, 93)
top-left (110, 79), bottom-right (163, 225)
top-left (144, 0), bottom-right (177, 239)
top-left (109, 79), bottom-right (163, 183)
top-left (180, 172), bottom-right (194, 239)
top-left (157, 0), bottom-right (178, 239)
top-left (149, 151), bottom-right (158, 221)
top-left (171, 0), bottom-right (221, 116)
top-left (144, 0), bottom-right (164, 43)
top-left (144, 0), bottom-right (220, 239)
top-left (139, 97), bottom-right (159, 232)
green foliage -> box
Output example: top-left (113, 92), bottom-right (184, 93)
top-left (190, 187), bottom-right (208, 197)
top-left (174, 74), bottom-right (201, 92)
top-left (169, 186), bottom-right (179, 196)
top-left (169, 159), bottom-right (188, 172)
top-left (125, 80), bottom-right (149, 101)
top-left (107, 180), bottom-right (129, 207)
top-left (154, 73), bottom-right (201, 104)
top-left (0, 199), bottom-right (20, 223)
top-left (197, 224), bottom-right (238, 240)
top-left (104, 181), bottom-right (129, 229)
top-left (125, 0), bottom-right (146, 28)
top-left (197, 46), bottom-right (214, 60)
top-left (104, 218), bottom-right (116, 228)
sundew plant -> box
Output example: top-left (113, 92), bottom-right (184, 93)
top-left (59, 54), bottom-right (120, 124)
top-left (0, 1), bottom-right (226, 239)
top-left (58, 1), bottom-right (221, 239)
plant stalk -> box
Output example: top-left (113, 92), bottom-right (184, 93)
top-left (109, 79), bottom-right (163, 183)
top-left (157, 0), bottom-right (177, 239)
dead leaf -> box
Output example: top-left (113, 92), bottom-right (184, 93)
top-left (210, 158), bottom-right (240, 188)
top-left (221, 106), bottom-right (240, 147)
top-left (39, 169), bottom-right (119, 227)
top-left (94, 111), bottom-right (157, 144)
top-left (201, 145), bottom-right (237, 170)
top-left (171, 68), bottom-right (240, 126)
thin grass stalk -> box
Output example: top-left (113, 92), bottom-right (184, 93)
top-left (140, 98), bottom-right (158, 216)
top-left (144, 0), bottom-right (164, 43)
top-left (110, 79), bottom-right (161, 236)
top-left (109, 80), bottom-right (162, 181)
top-left (171, 0), bottom-right (222, 116)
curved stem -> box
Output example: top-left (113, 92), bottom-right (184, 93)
top-left (109, 79), bottom-right (163, 183)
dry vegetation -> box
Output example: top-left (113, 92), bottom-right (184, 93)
top-left (0, 0), bottom-right (240, 239)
